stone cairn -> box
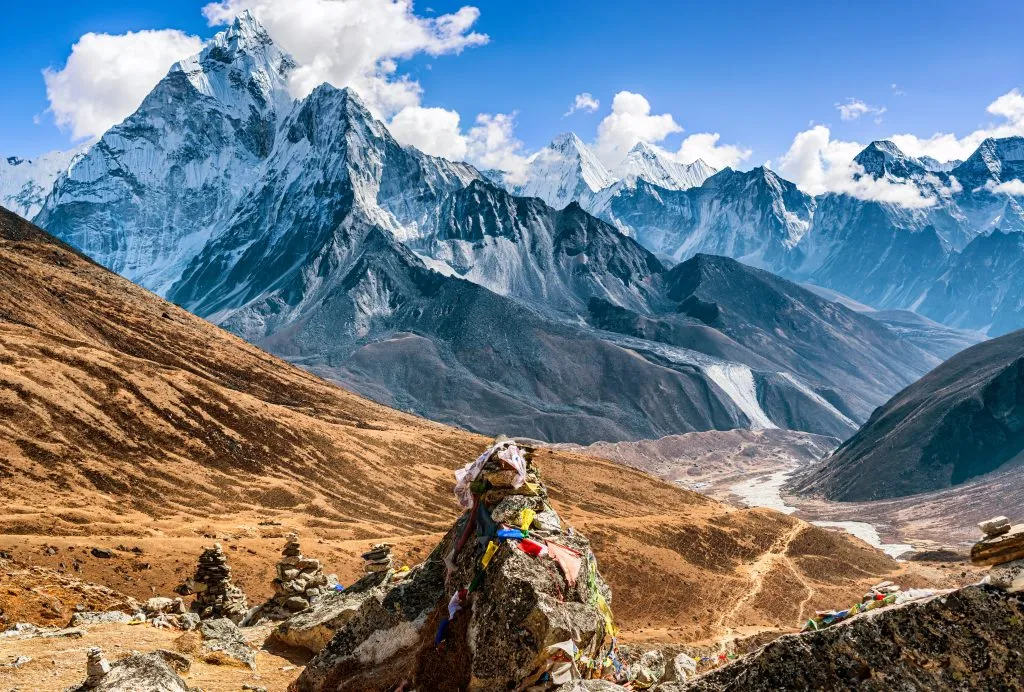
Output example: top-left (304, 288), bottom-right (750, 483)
top-left (84, 647), bottom-right (111, 688)
top-left (259, 534), bottom-right (331, 619)
top-left (973, 516), bottom-right (1024, 592)
top-left (185, 543), bottom-right (248, 623)
top-left (361, 543), bottom-right (393, 574)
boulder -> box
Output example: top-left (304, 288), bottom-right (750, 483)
top-left (145, 597), bottom-right (175, 615)
top-left (556, 682), bottom-right (627, 691)
top-left (628, 649), bottom-right (666, 688)
top-left (197, 618), bottom-right (256, 669)
top-left (971, 524), bottom-right (1024, 566)
top-left (680, 586), bottom-right (1024, 691)
top-left (664, 653), bottom-right (697, 683)
top-left (990, 559), bottom-right (1024, 593)
top-left (272, 591), bottom-right (375, 653)
top-left (67, 611), bottom-right (135, 627)
top-left (69, 653), bottom-right (194, 692)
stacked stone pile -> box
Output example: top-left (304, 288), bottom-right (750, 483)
top-left (973, 515), bottom-right (1024, 592)
top-left (184, 543), bottom-right (248, 623)
top-left (361, 543), bottom-right (393, 574)
top-left (253, 534), bottom-right (333, 621)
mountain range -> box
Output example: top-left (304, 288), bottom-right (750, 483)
top-left (11, 12), bottom-right (995, 445)
top-left (494, 130), bottom-right (1024, 337)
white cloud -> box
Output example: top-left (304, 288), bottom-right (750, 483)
top-left (777, 125), bottom-right (935, 208)
top-left (42, 30), bottom-right (203, 140)
top-left (985, 179), bottom-right (1024, 196)
top-left (675, 132), bottom-right (752, 170)
top-left (891, 83), bottom-right (905, 96)
top-left (564, 92), bottom-right (600, 116)
top-left (889, 88), bottom-right (1024, 163)
top-left (835, 98), bottom-right (887, 121)
top-left (465, 113), bottom-right (528, 182)
top-left (593, 91), bottom-right (682, 166)
top-left (202, 0), bottom-right (487, 118)
top-left (387, 106), bottom-right (468, 160)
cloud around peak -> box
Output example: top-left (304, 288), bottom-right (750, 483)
top-left (43, 29), bottom-right (203, 140)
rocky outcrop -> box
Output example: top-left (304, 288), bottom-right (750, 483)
top-left (972, 523), bottom-right (1024, 566)
top-left (678, 586), bottom-right (1024, 691)
top-left (69, 650), bottom-right (195, 692)
top-left (292, 439), bottom-right (619, 691)
top-left (271, 569), bottom-right (390, 653)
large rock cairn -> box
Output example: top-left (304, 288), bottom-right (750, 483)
top-left (186, 543), bottom-right (248, 623)
top-left (973, 515), bottom-right (1024, 592)
top-left (254, 534), bottom-right (332, 621)
top-left (292, 437), bottom-right (619, 692)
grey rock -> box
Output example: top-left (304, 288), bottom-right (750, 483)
top-left (556, 682), bottom-right (627, 691)
top-left (179, 613), bottom-right (201, 631)
top-left (628, 649), bottom-right (666, 688)
top-left (979, 516), bottom-right (1012, 537)
top-left (681, 586), bottom-right (1024, 691)
top-left (69, 653), bottom-right (194, 692)
top-left (152, 649), bottom-right (191, 673)
top-left (990, 558), bottom-right (1024, 593)
top-left (67, 611), bottom-right (134, 627)
top-left (198, 618), bottom-right (256, 670)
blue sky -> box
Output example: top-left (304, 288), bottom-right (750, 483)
top-left (4, 0), bottom-right (1024, 180)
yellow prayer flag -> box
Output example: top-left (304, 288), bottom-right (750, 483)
top-left (481, 540), bottom-right (499, 568)
top-left (520, 508), bottom-right (537, 532)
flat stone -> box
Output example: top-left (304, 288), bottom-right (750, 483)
top-left (145, 597), bottom-right (175, 614)
top-left (979, 516), bottom-right (1012, 537)
top-left (971, 525), bottom-right (1024, 566)
top-left (285, 597), bottom-right (310, 613)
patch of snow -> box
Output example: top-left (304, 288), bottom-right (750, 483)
top-left (704, 364), bottom-right (777, 430)
top-left (811, 521), bottom-right (914, 559)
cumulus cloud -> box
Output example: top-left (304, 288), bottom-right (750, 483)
top-left (42, 30), bottom-right (203, 140)
top-left (985, 179), bottom-right (1024, 196)
top-left (776, 125), bottom-right (935, 208)
top-left (675, 132), bottom-right (752, 170)
top-left (387, 106), bottom-right (468, 160)
top-left (835, 98), bottom-right (887, 122)
top-left (465, 113), bottom-right (529, 182)
top-left (564, 92), bottom-right (600, 116)
top-left (202, 0), bottom-right (487, 117)
top-left (593, 91), bottom-right (682, 166)
top-left (889, 88), bottom-right (1024, 163)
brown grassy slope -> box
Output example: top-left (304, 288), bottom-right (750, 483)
top-left (0, 206), bottom-right (923, 641)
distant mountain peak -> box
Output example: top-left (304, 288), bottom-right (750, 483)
top-left (854, 140), bottom-right (925, 179)
top-left (613, 142), bottom-right (717, 191)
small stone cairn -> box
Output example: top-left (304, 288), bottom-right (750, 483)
top-left (973, 515), bottom-right (1024, 592)
top-left (259, 534), bottom-right (331, 619)
top-left (186, 543), bottom-right (248, 623)
top-left (84, 647), bottom-right (111, 688)
top-left (361, 543), bottom-right (393, 574)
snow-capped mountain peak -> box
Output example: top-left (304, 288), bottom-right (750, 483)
top-left (854, 140), bottom-right (927, 179)
top-left (613, 142), bottom-right (717, 191)
top-left (512, 132), bottom-right (615, 208)
top-left (172, 10), bottom-right (295, 117)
